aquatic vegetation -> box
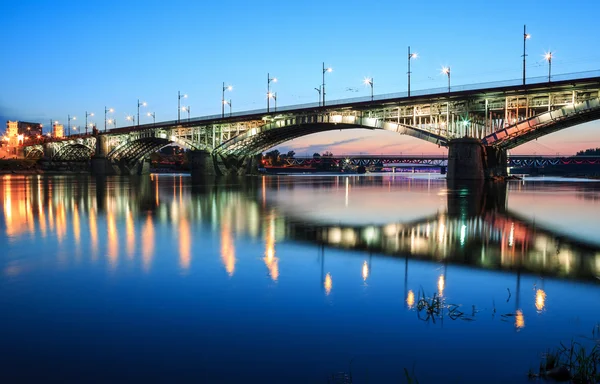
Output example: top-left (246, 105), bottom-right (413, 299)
top-left (529, 339), bottom-right (600, 383)
top-left (403, 366), bottom-right (420, 384)
top-left (415, 289), bottom-right (475, 323)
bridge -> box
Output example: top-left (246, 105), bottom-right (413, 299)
top-left (24, 70), bottom-right (600, 179)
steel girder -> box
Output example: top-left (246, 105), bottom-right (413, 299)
top-left (24, 145), bottom-right (43, 159)
top-left (53, 144), bottom-right (95, 161)
top-left (482, 98), bottom-right (600, 150)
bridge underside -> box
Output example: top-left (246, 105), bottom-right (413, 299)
top-left (53, 144), bottom-right (95, 161)
top-left (214, 121), bottom-right (447, 157)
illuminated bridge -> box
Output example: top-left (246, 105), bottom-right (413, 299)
top-left (24, 70), bottom-right (600, 179)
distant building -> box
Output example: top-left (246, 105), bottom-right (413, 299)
top-left (16, 121), bottom-right (43, 137)
top-left (52, 123), bottom-right (64, 138)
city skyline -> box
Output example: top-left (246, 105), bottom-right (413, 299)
top-left (2, 0), bottom-right (600, 155)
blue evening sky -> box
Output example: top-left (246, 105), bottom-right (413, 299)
top-left (1, 0), bottom-right (599, 154)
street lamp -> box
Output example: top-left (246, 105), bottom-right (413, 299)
top-left (178, 91), bottom-right (187, 123)
top-left (363, 77), bottom-right (374, 101)
top-left (544, 52), bottom-right (553, 82)
top-left (223, 99), bottom-right (232, 117)
top-left (104, 107), bottom-right (114, 132)
top-left (68, 115), bottom-right (76, 136)
top-left (222, 82), bottom-right (232, 118)
top-left (522, 25), bottom-right (531, 85)
top-left (85, 111), bottom-right (94, 135)
top-left (442, 67), bottom-right (451, 93)
top-left (181, 106), bottom-right (191, 121)
top-left (268, 92), bottom-right (278, 112)
top-left (314, 86), bottom-right (321, 105)
top-left (126, 115), bottom-right (135, 126)
top-left (322, 62), bottom-right (332, 106)
top-left (107, 118), bottom-right (116, 129)
top-left (147, 112), bottom-right (156, 125)
top-left (137, 99), bottom-right (147, 127)
top-left (267, 73), bottom-right (277, 113)
top-left (408, 46), bottom-right (418, 97)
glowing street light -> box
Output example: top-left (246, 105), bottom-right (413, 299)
top-left (223, 99), bottom-right (232, 117)
top-left (222, 82), bottom-right (232, 118)
top-left (177, 91), bottom-right (187, 123)
top-left (85, 111), bottom-right (94, 135)
top-left (408, 46), bottom-right (418, 97)
top-left (442, 66), bottom-right (451, 93)
top-left (268, 92), bottom-right (278, 112)
top-left (363, 77), bottom-right (374, 101)
top-left (522, 25), bottom-right (531, 85)
top-left (181, 106), bottom-right (191, 121)
top-left (137, 99), bottom-right (147, 127)
top-left (126, 115), bottom-right (135, 126)
top-left (107, 118), bottom-right (116, 129)
top-left (322, 62), bottom-right (333, 106)
top-left (147, 112), bottom-right (156, 125)
top-left (68, 115), bottom-right (76, 136)
top-left (267, 73), bottom-right (277, 113)
top-left (544, 52), bottom-right (553, 82)
top-left (104, 107), bottom-right (114, 133)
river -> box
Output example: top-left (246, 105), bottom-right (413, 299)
top-left (0, 173), bottom-right (599, 383)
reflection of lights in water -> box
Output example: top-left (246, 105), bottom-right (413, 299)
top-left (155, 174), bottom-right (159, 206)
top-left (438, 274), bottom-right (445, 296)
top-left (345, 177), bottom-right (349, 207)
top-left (89, 208), bottom-right (98, 259)
top-left (535, 289), bottom-right (546, 312)
top-left (56, 203), bottom-right (66, 243)
top-left (508, 222), bottom-right (515, 247)
top-left (107, 210), bottom-right (118, 268)
top-left (179, 217), bottom-right (191, 270)
top-left (324, 273), bottom-right (332, 295)
top-left (126, 210), bottom-right (135, 259)
top-left (407, 290), bottom-right (415, 308)
top-left (364, 226), bottom-right (377, 244)
top-left (437, 222), bottom-right (445, 244)
top-left (515, 309), bottom-right (525, 329)
top-left (328, 227), bottom-right (342, 244)
top-left (141, 214), bottom-right (154, 272)
top-left (460, 224), bottom-right (467, 245)
top-left (362, 260), bottom-right (369, 281)
top-left (595, 253), bottom-right (600, 275)
top-left (221, 223), bottom-right (236, 276)
top-left (264, 217), bottom-right (278, 281)
top-left (73, 205), bottom-right (81, 246)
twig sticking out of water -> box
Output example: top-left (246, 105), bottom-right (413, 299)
top-left (506, 288), bottom-right (512, 303)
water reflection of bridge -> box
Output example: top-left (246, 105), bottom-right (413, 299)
top-left (0, 174), bottom-right (598, 282)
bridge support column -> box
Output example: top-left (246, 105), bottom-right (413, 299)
top-left (189, 150), bottom-right (219, 177)
top-left (91, 135), bottom-right (116, 175)
top-left (448, 138), bottom-right (508, 180)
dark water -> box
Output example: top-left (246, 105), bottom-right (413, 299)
top-left (0, 174), bottom-right (599, 383)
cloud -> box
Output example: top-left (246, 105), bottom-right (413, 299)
top-left (277, 136), bottom-right (370, 155)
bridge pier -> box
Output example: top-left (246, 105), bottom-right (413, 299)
top-left (447, 138), bottom-right (507, 180)
top-left (189, 150), bottom-right (219, 177)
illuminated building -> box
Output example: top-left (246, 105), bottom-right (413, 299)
top-left (52, 122), bottom-right (64, 138)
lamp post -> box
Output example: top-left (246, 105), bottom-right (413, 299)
top-left (322, 62), bottom-right (333, 106)
top-left (228, 99), bottom-right (232, 117)
top-left (442, 67), bottom-right (451, 93)
top-left (363, 77), bottom-right (374, 101)
top-left (522, 25), bottom-right (531, 85)
top-left (85, 111), bottom-right (94, 135)
top-left (107, 118), bottom-right (116, 129)
top-left (137, 99), bottom-right (146, 127)
top-left (126, 115), bottom-right (135, 126)
top-left (104, 107), bottom-right (114, 133)
top-left (314, 86), bottom-right (321, 105)
top-left (181, 106), bottom-right (191, 121)
top-left (178, 91), bottom-right (187, 123)
top-left (222, 82), bottom-right (232, 118)
top-left (408, 46), bottom-right (417, 97)
top-left (267, 73), bottom-right (277, 113)
top-left (268, 92), bottom-right (278, 112)
top-left (147, 112), bottom-right (156, 125)
top-left (68, 115), bottom-right (76, 136)
top-left (545, 52), bottom-right (553, 82)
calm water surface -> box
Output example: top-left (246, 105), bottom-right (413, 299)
top-left (1, 174), bottom-right (599, 383)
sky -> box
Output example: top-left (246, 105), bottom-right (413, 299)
top-left (1, 0), bottom-right (599, 155)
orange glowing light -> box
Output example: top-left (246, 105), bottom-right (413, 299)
top-left (535, 289), bottom-right (546, 312)
top-left (324, 273), bottom-right (332, 295)
top-left (407, 290), bottom-right (415, 309)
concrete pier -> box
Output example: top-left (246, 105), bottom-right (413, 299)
top-left (447, 138), bottom-right (507, 180)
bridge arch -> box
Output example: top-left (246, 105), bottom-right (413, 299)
top-left (52, 143), bottom-right (95, 161)
top-left (213, 112), bottom-right (447, 156)
top-left (24, 145), bottom-right (43, 159)
top-left (483, 98), bottom-right (600, 149)
top-left (107, 135), bottom-right (208, 163)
